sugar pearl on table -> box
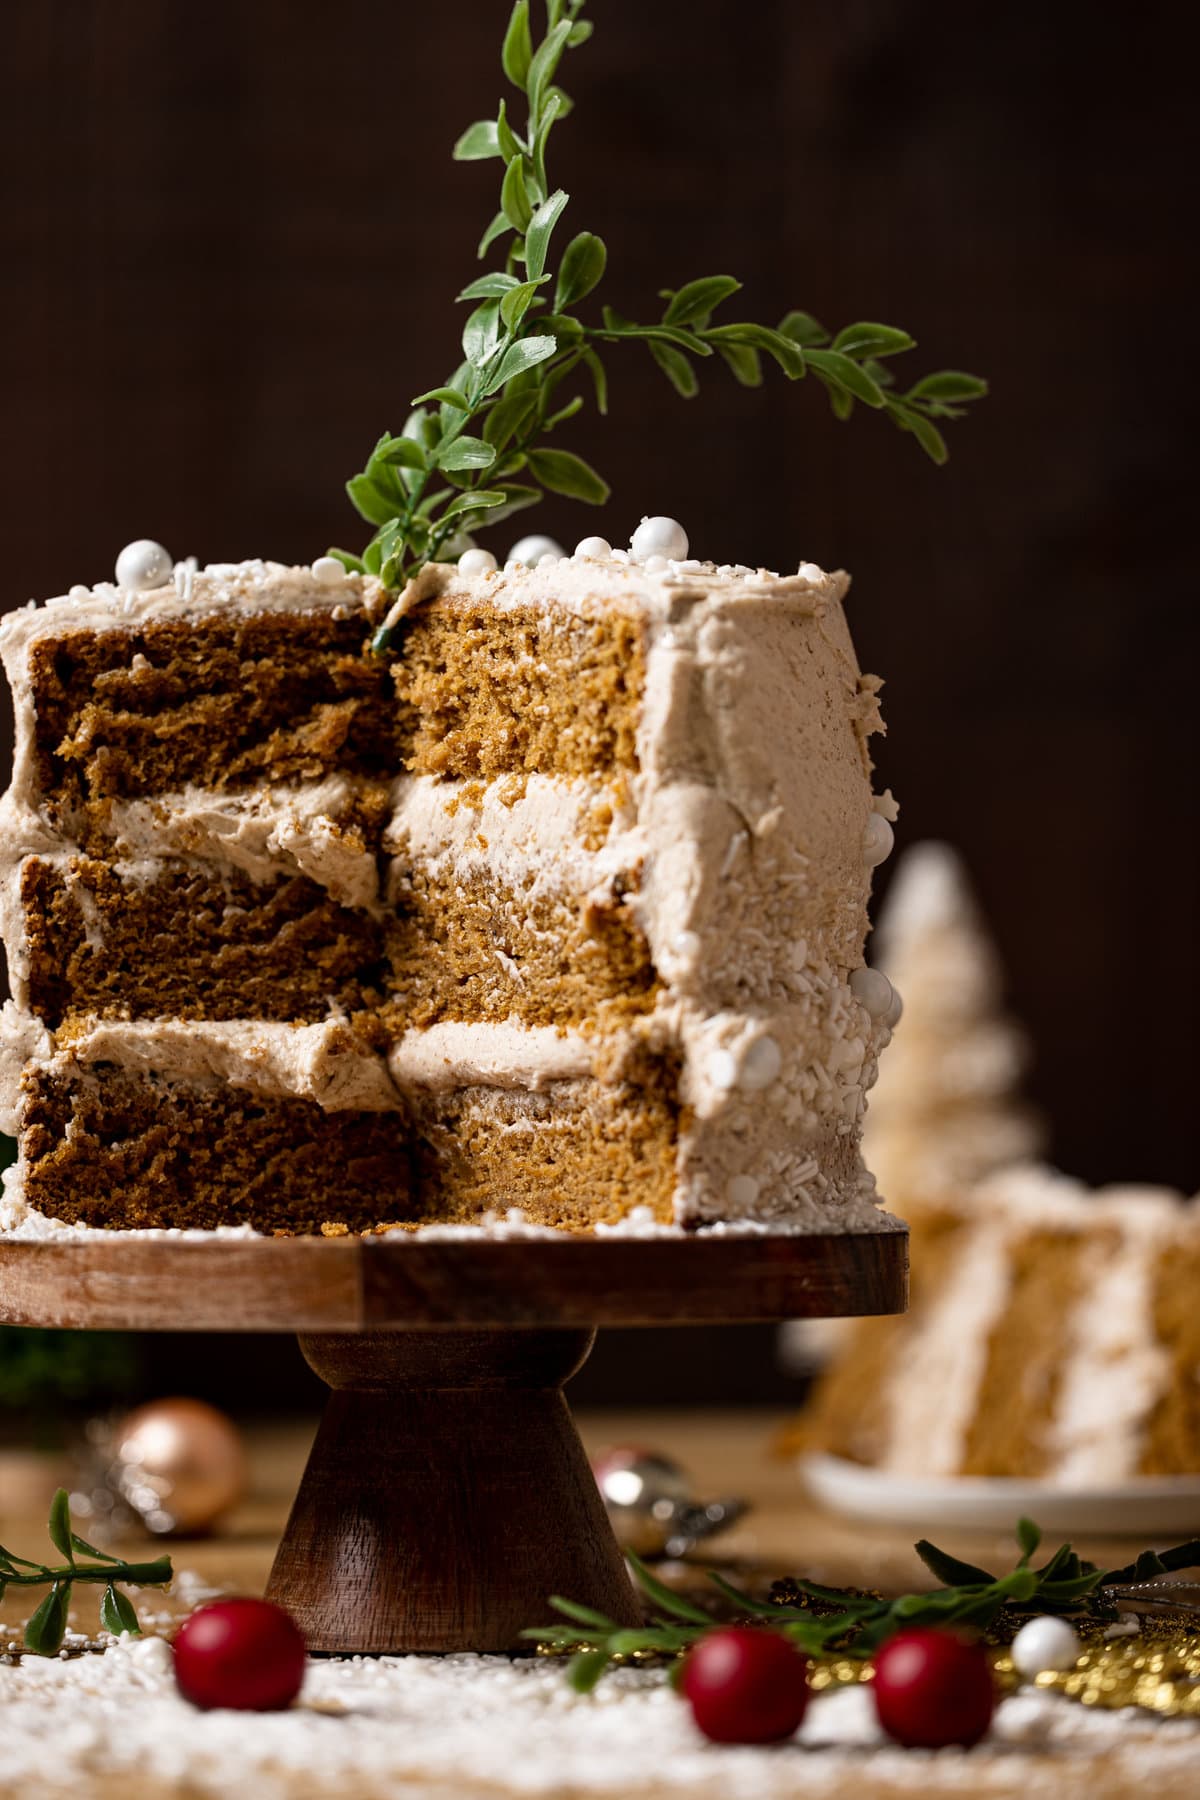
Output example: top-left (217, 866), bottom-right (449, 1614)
top-left (457, 547), bottom-right (498, 577)
top-left (574, 535), bottom-right (611, 560)
top-left (1011, 1616), bottom-right (1082, 1679)
top-left (508, 534), bottom-right (564, 566)
top-left (850, 966), bottom-right (894, 1020)
top-left (115, 539), bottom-right (173, 592)
top-left (863, 813), bottom-right (895, 867)
top-left (630, 515), bottom-right (688, 562)
top-left (727, 1173), bottom-right (760, 1208)
top-left (311, 556), bottom-right (347, 587)
top-left (739, 1034), bottom-right (782, 1091)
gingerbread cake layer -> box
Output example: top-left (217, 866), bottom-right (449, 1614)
top-left (18, 1047), bottom-right (680, 1234)
top-left (792, 1169), bottom-right (1200, 1479)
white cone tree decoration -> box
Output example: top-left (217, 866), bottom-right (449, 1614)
top-left (864, 842), bottom-right (1041, 1211)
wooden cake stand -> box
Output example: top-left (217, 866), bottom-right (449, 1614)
top-left (0, 1228), bottom-right (906, 1654)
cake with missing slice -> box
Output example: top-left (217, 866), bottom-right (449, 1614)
top-left (0, 544), bottom-right (902, 1236)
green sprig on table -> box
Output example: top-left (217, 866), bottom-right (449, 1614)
top-left (1, 1487), bottom-right (173, 1656)
top-left (526, 1518), bottom-right (1200, 1691)
top-left (331, 0), bottom-right (987, 635)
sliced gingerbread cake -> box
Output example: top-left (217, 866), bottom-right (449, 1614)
top-left (0, 548), bottom-right (901, 1235)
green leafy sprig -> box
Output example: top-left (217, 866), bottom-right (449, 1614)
top-left (1, 1488), bottom-right (173, 1655)
top-left (332, 0), bottom-right (987, 646)
top-left (525, 1520), bottom-right (1200, 1693)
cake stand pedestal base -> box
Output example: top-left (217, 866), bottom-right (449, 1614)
top-left (266, 1327), bottom-right (639, 1653)
top-left (0, 1228), bottom-right (907, 1652)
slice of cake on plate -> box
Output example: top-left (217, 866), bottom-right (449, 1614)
top-left (0, 543), bottom-right (902, 1236)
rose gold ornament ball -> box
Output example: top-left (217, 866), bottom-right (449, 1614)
top-left (114, 1397), bottom-right (247, 1535)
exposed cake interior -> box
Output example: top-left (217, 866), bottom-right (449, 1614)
top-left (0, 554), bottom-right (899, 1236)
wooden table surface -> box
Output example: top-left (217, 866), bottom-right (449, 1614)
top-left (0, 1408), bottom-right (1190, 1799)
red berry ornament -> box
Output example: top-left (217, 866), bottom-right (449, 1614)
top-left (173, 1598), bottom-right (307, 1711)
top-left (872, 1628), bottom-right (995, 1748)
top-left (680, 1627), bottom-right (809, 1744)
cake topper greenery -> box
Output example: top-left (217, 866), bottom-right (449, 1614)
top-left (332, 0), bottom-right (986, 645)
top-left (2, 1488), bottom-right (172, 1656)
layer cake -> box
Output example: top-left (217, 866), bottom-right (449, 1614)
top-left (0, 551), bottom-right (900, 1236)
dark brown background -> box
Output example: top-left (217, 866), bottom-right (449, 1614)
top-left (2, 1), bottom-right (1195, 1229)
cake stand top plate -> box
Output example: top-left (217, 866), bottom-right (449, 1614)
top-left (0, 1227), bottom-right (907, 1332)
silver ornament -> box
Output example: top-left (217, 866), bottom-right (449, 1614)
top-left (591, 1446), bottom-right (748, 1559)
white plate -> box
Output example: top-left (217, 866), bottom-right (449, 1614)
top-left (800, 1453), bottom-right (1200, 1536)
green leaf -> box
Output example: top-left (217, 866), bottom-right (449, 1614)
top-left (831, 321), bottom-right (917, 360)
top-left (544, 84), bottom-right (573, 119)
top-left (24, 1581), bottom-right (71, 1656)
top-left (411, 385), bottom-right (471, 411)
top-left (1104, 1539), bottom-right (1200, 1583)
top-left (829, 384), bottom-right (855, 421)
top-left (524, 189), bottom-right (569, 280)
top-left (437, 436), bottom-right (497, 473)
top-left (46, 1490), bottom-right (75, 1564)
top-left (478, 481), bottom-right (542, 527)
top-left (581, 347), bottom-right (608, 414)
top-left (778, 310), bottom-right (831, 347)
top-left (69, 1531), bottom-right (119, 1562)
top-left (527, 20), bottom-right (573, 122)
top-left (913, 1540), bottom-right (994, 1587)
top-left (626, 1550), bottom-right (713, 1625)
top-left (715, 340), bottom-right (763, 387)
top-left (663, 275), bottom-right (742, 328)
top-left (376, 434), bottom-right (427, 470)
top-left (501, 0), bottom-right (533, 86)
top-left (531, 91), bottom-right (565, 193)
top-left (458, 271), bottom-right (522, 301)
top-left (889, 401), bottom-right (949, 464)
top-left (568, 1648), bottom-right (612, 1693)
top-left (805, 348), bottom-right (885, 406)
top-left (500, 280), bottom-right (544, 331)
top-left (567, 19), bottom-right (593, 45)
top-left (543, 393), bottom-right (583, 431)
top-left (346, 474), bottom-right (400, 528)
top-left (463, 299), bottom-right (503, 370)
top-left (497, 99), bottom-right (522, 164)
top-left (482, 389), bottom-right (539, 449)
top-left (481, 333), bottom-right (558, 395)
top-left (453, 119), bottom-right (501, 162)
top-left (548, 1596), bottom-right (619, 1630)
top-left (527, 447), bottom-right (610, 503)
top-left (554, 232), bottom-right (607, 309)
top-left (906, 370), bottom-right (989, 403)
top-left (703, 323), bottom-right (804, 378)
top-left (326, 548), bottom-right (366, 576)
top-left (440, 488), bottom-right (507, 520)
top-left (1016, 1518), bottom-right (1042, 1564)
top-left (477, 210), bottom-right (511, 260)
top-left (100, 1584), bottom-right (141, 1636)
top-left (648, 338), bottom-right (699, 398)
top-left (501, 156), bottom-right (533, 234)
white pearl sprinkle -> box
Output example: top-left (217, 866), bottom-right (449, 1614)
top-left (630, 516), bottom-right (688, 562)
top-left (796, 561), bottom-right (825, 583)
top-left (537, 552), bottom-right (559, 568)
top-left (884, 984), bottom-right (904, 1030)
top-left (863, 813), bottom-right (895, 867)
top-left (709, 1050), bottom-right (739, 1092)
top-left (1011, 1616), bottom-right (1081, 1679)
top-left (68, 584), bottom-right (92, 602)
top-left (508, 534), bottom-right (564, 566)
top-left (849, 967), bottom-right (894, 1020)
top-left (312, 555), bottom-right (347, 587)
top-left (642, 555), bottom-right (669, 575)
top-left (671, 929), bottom-right (701, 963)
top-left (574, 536), bottom-right (611, 560)
top-left (611, 548), bottom-right (630, 563)
top-left (115, 539), bottom-right (172, 592)
top-left (457, 547), bottom-right (498, 578)
top-left (727, 1173), bottom-right (760, 1209)
top-left (739, 1034), bottom-right (783, 1091)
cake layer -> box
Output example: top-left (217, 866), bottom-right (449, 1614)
top-left (21, 1066), bottom-right (413, 1234)
top-left (28, 611), bottom-right (397, 829)
top-left (16, 1051), bottom-right (680, 1233)
top-left (390, 598), bottom-right (644, 780)
top-left (20, 855), bottom-right (388, 1027)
